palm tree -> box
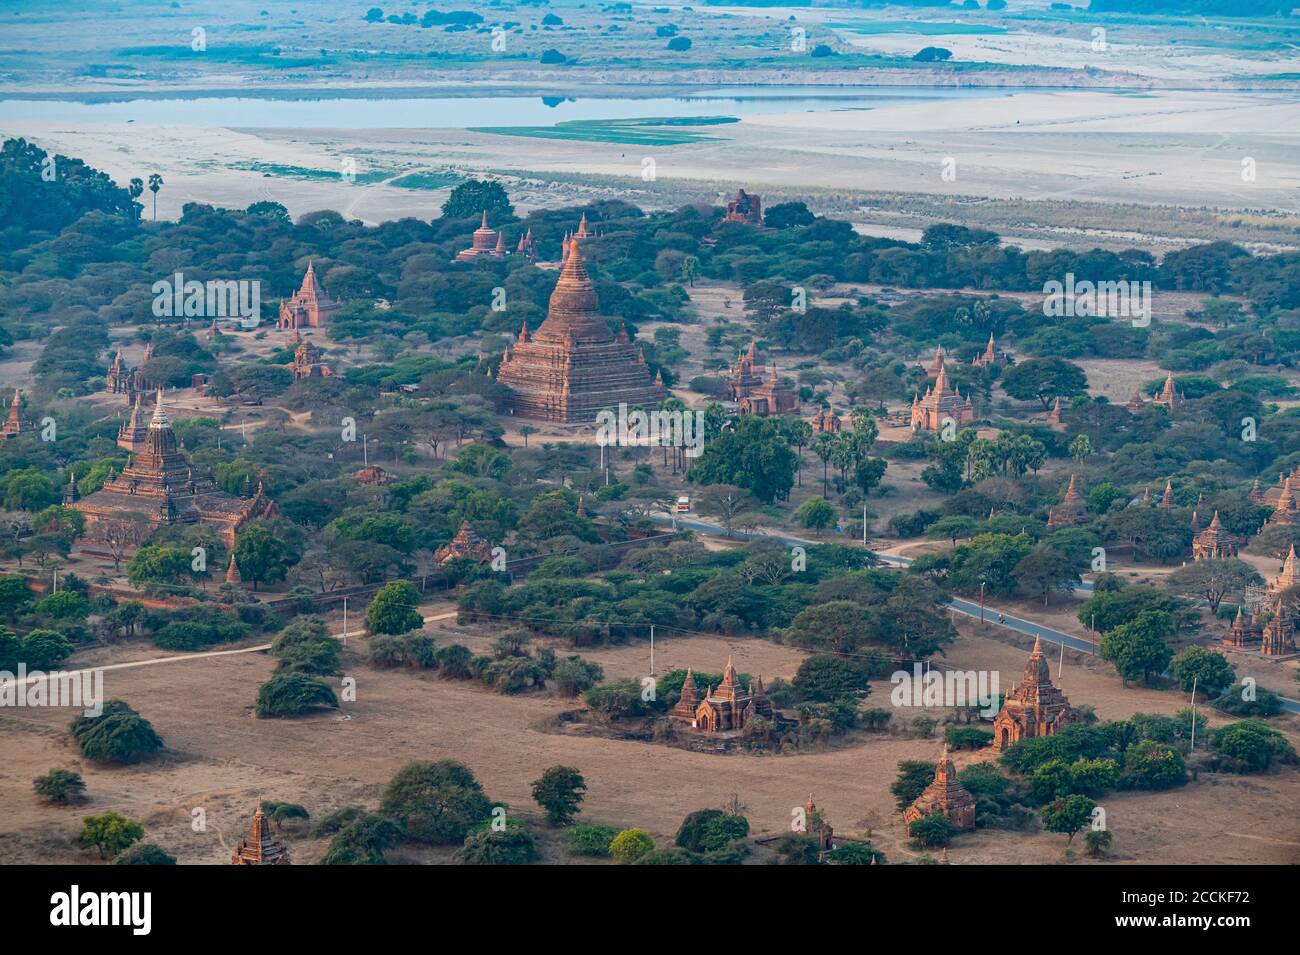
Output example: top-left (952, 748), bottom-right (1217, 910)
top-left (813, 432), bottom-right (836, 497)
top-left (519, 425), bottom-right (536, 448)
top-left (128, 178), bottom-right (144, 218)
top-left (679, 255), bottom-right (701, 288)
top-left (147, 174), bottom-right (164, 221)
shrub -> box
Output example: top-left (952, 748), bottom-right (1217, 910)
top-left (309, 805), bottom-right (365, 838)
top-left (609, 828), bottom-right (654, 863)
top-left (435, 643), bottom-right (474, 679)
top-left (675, 809), bottom-right (750, 853)
top-left (768, 833), bottom-right (822, 865)
top-left (1122, 740), bottom-right (1187, 790)
top-left (828, 842), bottom-right (886, 865)
top-left (457, 822), bottom-right (538, 865)
top-left (908, 813), bottom-right (957, 848)
top-left (81, 811), bottom-right (143, 858)
top-left (320, 813), bottom-right (405, 865)
top-left (636, 848), bottom-right (703, 865)
top-left (1212, 682), bottom-right (1283, 718)
top-left (112, 843), bottom-right (176, 865)
top-left (1085, 828), bottom-right (1113, 858)
top-left (552, 656), bottom-right (603, 697)
top-left (365, 579), bottom-right (423, 635)
top-left (583, 680), bottom-right (648, 721)
top-left (33, 768), bottom-right (85, 803)
top-left (274, 638), bottom-right (341, 676)
top-left (255, 673), bottom-right (339, 717)
top-left (368, 632), bottom-right (437, 668)
top-left (20, 629), bottom-right (73, 669)
top-left (1210, 719), bottom-right (1294, 772)
top-left (561, 824), bottom-right (619, 857)
top-left (69, 700), bottom-right (163, 764)
top-left (944, 726), bottom-right (993, 750)
top-left (381, 760), bottom-right (491, 844)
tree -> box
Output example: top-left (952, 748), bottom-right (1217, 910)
top-left (381, 760), bottom-right (492, 844)
top-left (1210, 719), bottom-right (1294, 772)
top-left (441, 179), bottom-right (512, 219)
top-left (609, 828), bottom-right (654, 863)
top-left (1170, 645), bottom-right (1236, 698)
top-left (1040, 794), bottom-right (1096, 843)
top-left (792, 654), bottom-right (872, 703)
top-left (785, 601), bottom-right (874, 654)
top-left (147, 173), bottom-right (163, 221)
top-left (113, 843), bottom-right (176, 865)
top-left (680, 255), bottom-right (701, 287)
top-left (795, 496), bottom-right (836, 535)
top-left (1100, 609), bottom-right (1174, 685)
top-left (1001, 358), bottom-right (1089, 410)
top-left (320, 813), bottom-right (405, 865)
top-left (233, 524), bottom-right (288, 591)
top-left (552, 656), bottom-right (603, 697)
top-left (926, 514), bottom-right (978, 546)
top-left (689, 415), bottom-right (795, 503)
top-left (366, 579), bottom-right (424, 635)
top-left (457, 823), bottom-right (538, 865)
top-left (1068, 434), bottom-right (1092, 469)
top-left (531, 766), bottom-right (586, 826)
top-left (1013, 544), bottom-right (1081, 606)
top-left (1084, 828), bottom-right (1113, 858)
top-left (255, 673), bottom-right (339, 717)
top-left (891, 760), bottom-right (937, 810)
top-left (21, 629), bottom-right (73, 669)
top-left (80, 812), bottom-right (143, 859)
top-left (1122, 740), bottom-right (1186, 790)
top-left (696, 484), bottom-right (756, 538)
top-left (69, 700), bottom-right (163, 763)
top-left (1165, 558), bottom-right (1259, 613)
top-left (912, 46), bottom-right (952, 62)
top-left (33, 768), bottom-right (85, 804)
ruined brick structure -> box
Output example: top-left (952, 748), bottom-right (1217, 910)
top-left (494, 229), bottom-right (665, 422)
top-left (76, 390), bottom-right (276, 548)
top-left (811, 408), bottom-right (842, 433)
top-left (278, 261), bottom-right (339, 330)
top-left (669, 658), bottom-right (774, 733)
top-left (289, 331), bottom-right (331, 381)
top-left (903, 745), bottom-right (976, 830)
top-left (231, 805), bottom-right (290, 865)
top-left (106, 345), bottom-right (154, 398)
top-left (992, 636), bottom-right (1079, 750)
top-left (723, 188), bottom-right (763, 226)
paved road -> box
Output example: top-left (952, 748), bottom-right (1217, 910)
top-left (655, 513), bottom-right (1300, 715)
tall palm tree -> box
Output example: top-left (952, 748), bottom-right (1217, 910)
top-left (128, 178), bottom-right (144, 218)
top-left (147, 174), bottom-right (164, 221)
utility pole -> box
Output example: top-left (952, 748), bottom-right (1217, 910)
top-left (1189, 676), bottom-right (1198, 752)
top-left (342, 596), bottom-right (348, 647)
top-left (862, 504), bottom-right (867, 547)
top-left (649, 624), bottom-right (655, 675)
top-left (979, 581), bottom-right (986, 624)
top-left (1057, 637), bottom-right (1065, 681)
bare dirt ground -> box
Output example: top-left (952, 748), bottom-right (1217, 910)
top-left (3, 606), bottom-right (1296, 865)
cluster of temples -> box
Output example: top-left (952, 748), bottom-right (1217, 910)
top-left (106, 345), bottom-right (154, 399)
top-left (911, 350), bottom-right (975, 432)
top-left (278, 262), bottom-right (340, 330)
top-left (669, 657), bottom-right (774, 733)
top-left (494, 224), bottom-right (666, 423)
top-left (76, 391), bottom-right (277, 548)
top-left (1127, 372), bottom-right (1182, 416)
top-left (1224, 545), bottom-right (1297, 656)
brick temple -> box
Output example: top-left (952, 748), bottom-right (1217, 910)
top-left (494, 229), bottom-right (666, 422)
top-left (903, 745), bottom-right (976, 830)
top-left (231, 805), bottom-right (290, 865)
top-left (723, 188), bottom-right (763, 226)
top-left (455, 211), bottom-right (510, 261)
top-left (1224, 545), bottom-right (1297, 655)
top-left (1192, 510), bottom-right (1238, 559)
top-left (278, 261), bottom-right (339, 330)
top-left (992, 636), bottom-right (1079, 750)
top-left (668, 658), bottom-right (774, 733)
top-left (106, 346), bottom-right (153, 399)
top-left (2, 388), bottom-right (26, 439)
top-left (910, 359), bottom-right (974, 432)
top-left (75, 390), bottom-right (277, 548)
top-left (1046, 473), bottom-right (1087, 530)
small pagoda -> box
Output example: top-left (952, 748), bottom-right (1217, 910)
top-left (738, 363), bottom-right (798, 417)
top-left (434, 521), bottom-right (493, 566)
top-left (455, 211), bottom-right (510, 262)
top-left (2, 388), bottom-right (27, 440)
top-left (724, 340), bottom-right (766, 401)
top-left (231, 805), bottom-right (290, 865)
top-left (278, 261), bottom-right (340, 330)
top-left (1151, 372), bottom-right (1182, 415)
top-left (971, 333), bottom-right (1009, 369)
top-left (1192, 511), bottom-right (1238, 560)
top-left (903, 745), bottom-right (976, 830)
top-left (1046, 474), bottom-right (1086, 530)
